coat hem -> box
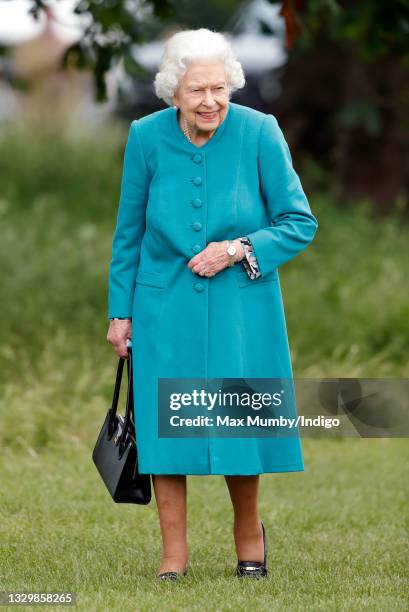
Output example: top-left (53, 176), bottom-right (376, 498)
top-left (139, 463), bottom-right (305, 476)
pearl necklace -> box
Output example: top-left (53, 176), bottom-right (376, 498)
top-left (179, 110), bottom-right (213, 145)
top-left (182, 115), bottom-right (192, 142)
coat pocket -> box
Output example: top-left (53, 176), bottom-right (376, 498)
top-left (135, 269), bottom-right (166, 289)
top-left (235, 269), bottom-right (278, 288)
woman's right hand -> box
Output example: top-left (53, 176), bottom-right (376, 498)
top-left (107, 319), bottom-right (132, 359)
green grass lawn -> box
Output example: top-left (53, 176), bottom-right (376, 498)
top-left (0, 122), bottom-right (408, 610)
top-left (1, 439), bottom-right (407, 611)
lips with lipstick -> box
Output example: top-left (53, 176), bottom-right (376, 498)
top-left (197, 111), bottom-right (218, 121)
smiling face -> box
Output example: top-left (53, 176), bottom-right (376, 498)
top-left (172, 61), bottom-right (230, 136)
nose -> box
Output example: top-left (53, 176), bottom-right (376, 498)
top-left (203, 89), bottom-right (215, 107)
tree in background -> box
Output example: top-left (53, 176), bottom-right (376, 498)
top-left (45, 0), bottom-right (242, 99)
top-left (276, 0), bottom-right (409, 213)
top-left (1, 0), bottom-right (408, 212)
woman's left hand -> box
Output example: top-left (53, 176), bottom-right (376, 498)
top-left (187, 239), bottom-right (244, 277)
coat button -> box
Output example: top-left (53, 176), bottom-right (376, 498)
top-left (192, 244), bottom-right (202, 253)
top-left (194, 282), bottom-right (204, 292)
top-left (192, 221), bottom-right (202, 231)
top-left (193, 176), bottom-right (202, 186)
top-left (192, 198), bottom-right (202, 208)
top-left (192, 153), bottom-right (202, 164)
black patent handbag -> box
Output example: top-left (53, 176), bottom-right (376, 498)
top-left (92, 339), bottom-right (151, 504)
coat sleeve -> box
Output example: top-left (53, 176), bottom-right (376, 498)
top-left (245, 114), bottom-right (318, 278)
top-left (107, 120), bottom-right (149, 320)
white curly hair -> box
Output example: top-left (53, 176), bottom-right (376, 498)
top-left (154, 28), bottom-right (246, 106)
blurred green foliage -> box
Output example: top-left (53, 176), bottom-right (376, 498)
top-left (292, 0), bottom-right (409, 61)
top-left (274, 0), bottom-right (409, 210)
top-left (2, 1), bottom-right (407, 210)
top-left (22, 0), bottom-right (245, 100)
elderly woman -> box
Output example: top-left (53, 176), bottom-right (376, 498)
top-left (107, 28), bottom-right (318, 580)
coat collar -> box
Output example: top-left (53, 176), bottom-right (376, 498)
top-left (170, 102), bottom-right (233, 152)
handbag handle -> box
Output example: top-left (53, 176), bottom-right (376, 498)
top-left (108, 340), bottom-right (134, 450)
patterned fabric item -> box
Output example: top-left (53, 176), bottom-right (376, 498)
top-left (239, 236), bottom-right (262, 280)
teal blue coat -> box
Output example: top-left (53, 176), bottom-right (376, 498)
top-left (107, 102), bottom-right (318, 475)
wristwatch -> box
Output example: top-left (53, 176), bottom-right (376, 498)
top-left (110, 317), bottom-right (131, 321)
top-left (226, 240), bottom-right (237, 267)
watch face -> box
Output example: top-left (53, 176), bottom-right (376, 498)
top-left (227, 245), bottom-right (237, 256)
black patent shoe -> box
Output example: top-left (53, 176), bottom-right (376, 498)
top-left (157, 567), bottom-right (188, 581)
top-left (236, 521), bottom-right (267, 578)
